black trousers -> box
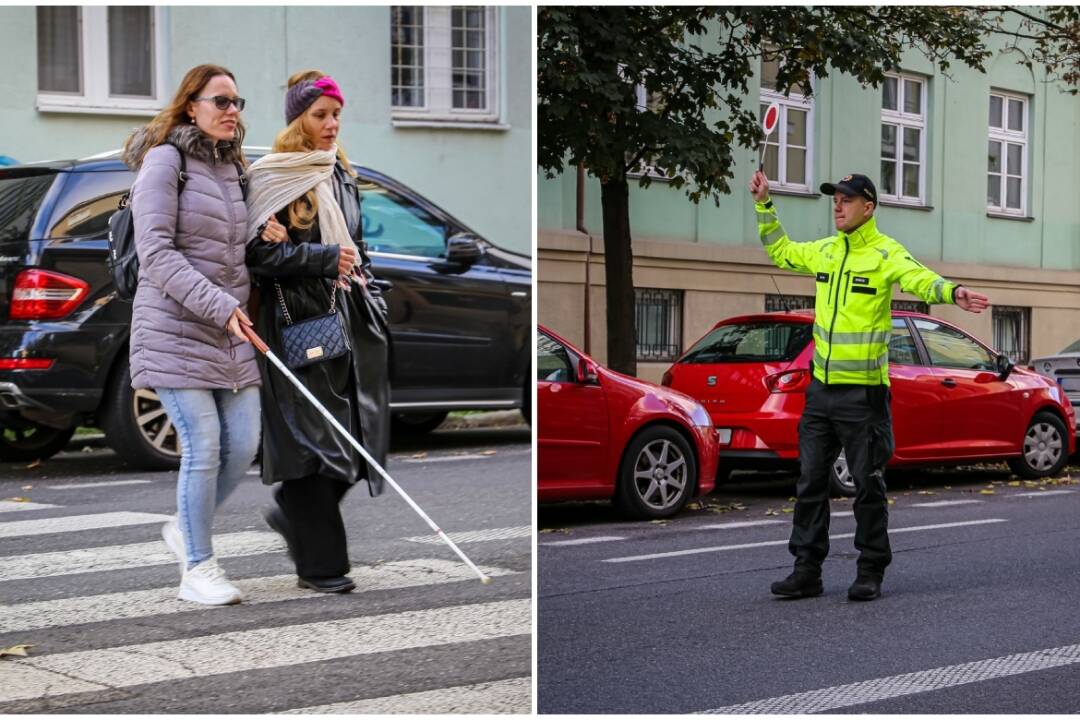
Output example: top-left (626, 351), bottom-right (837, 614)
top-left (276, 474), bottom-right (352, 579)
top-left (790, 378), bottom-right (895, 576)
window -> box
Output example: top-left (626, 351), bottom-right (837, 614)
top-left (880, 72), bottom-right (927, 204)
top-left (888, 318), bottom-right (921, 366)
top-left (537, 334), bottom-right (574, 383)
top-left (759, 50), bottom-right (813, 191)
top-left (988, 91), bottom-right (1028, 216)
top-left (992, 306), bottom-right (1030, 364)
top-left (681, 321), bottom-right (813, 365)
top-left (891, 299), bottom-right (929, 314)
top-left (635, 288), bottom-right (682, 362)
top-left (36, 7), bottom-right (165, 115)
top-left (765, 294), bottom-right (814, 312)
top-left (913, 318), bottom-right (996, 371)
top-left (359, 180), bottom-right (450, 259)
top-left (391, 6), bottom-right (501, 125)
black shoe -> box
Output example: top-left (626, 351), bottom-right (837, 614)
top-left (770, 571), bottom-right (823, 598)
top-left (261, 506), bottom-right (297, 564)
top-left (847, 573), bottom-right (883, 601)
top-left (298, 576), bottom-right (356, 593)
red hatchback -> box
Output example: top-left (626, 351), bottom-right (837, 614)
top-left (538, 325), bottom-right (720, 518)
top-left (664, 310), bottom-right (1076, 496)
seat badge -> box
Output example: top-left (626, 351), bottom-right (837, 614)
top-left (707, 376), bottom-right (717, 387)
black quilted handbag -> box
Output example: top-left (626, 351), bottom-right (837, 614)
top-left (275, 280), bottom-right (351, 370)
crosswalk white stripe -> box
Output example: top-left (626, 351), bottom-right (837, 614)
top-left (0, 512), bottom-right (170, 539)
top-left (831, 511), bottom-right (854, 518)
top-left (405, 526), bottom-right (531, 544)
top-left (280, 676), bottom-right (531, 714)
top-left (696, 520), bottom-right (788, 530)
top-left (0, 531), bottom-right (284, 582)
top-left (910, 499), bottom-right (984, 508)
top-left (602, 519), bottom-right (1009, 563)
top-left (700, 641), bottom-right (1080, 714)
top-left (45, 480), bottom-right (152, 490)
top-left (0, 598), bottom-right (530, 704)
top-left (401, 454), bottom-right (494, 463)
top-left (0, 559), bottom-right (520, 633)
top-left (540, 536), bottom-right (624, 547)
top-left (0, 501), bottom-right (59, 513)
top-left (1013, 489), bottom-right (1075, 497)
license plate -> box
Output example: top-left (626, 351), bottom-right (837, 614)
top-left (716, 428), bottom-right (732, 444)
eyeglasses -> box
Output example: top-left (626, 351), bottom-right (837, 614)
top-left (193, 95), bottom-right (246, 111)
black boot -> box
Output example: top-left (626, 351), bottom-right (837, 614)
top-left (770, 570), bottom-right (823, 598)
top-left (847, 572), bottom-right (883, 601)
top-left (297, 576), bottom-right (356, 593)
top-left (261, 503), bottom-right (297, 564)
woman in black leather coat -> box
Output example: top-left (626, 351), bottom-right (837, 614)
top-left (245, 70), bottom-right (390, 593)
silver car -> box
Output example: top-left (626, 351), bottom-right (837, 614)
top-left (1031, 339), bottom-right (1080, 434)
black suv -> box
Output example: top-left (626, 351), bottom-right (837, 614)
top-left (0, 151), bottom-right (531, 468)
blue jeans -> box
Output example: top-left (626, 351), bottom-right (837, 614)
top-left (156, 387), bottom-right (261, 569)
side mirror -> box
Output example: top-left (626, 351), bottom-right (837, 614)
top-left (445, 233), bottom-right (483, 265)
top-left (995, 353), bottom-right (1014, 381)
top-left (575, 358), bottom-right (600, 385)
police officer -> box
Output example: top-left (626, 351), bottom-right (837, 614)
top-left (749, 170), bottom-right (990, 601)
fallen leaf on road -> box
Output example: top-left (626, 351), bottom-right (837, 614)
top-left (0, 644), bottom-right (32, 659)
top-left (788, 497), bottom-right (797, 502)
top-left (480, 450), bottom-right (497, 456)
top-left (410, 452), bottom-right (427, 459)
top-left (887, 499), bottom-right (895, 505)
top-left (917, 491), bottom-right (936, 496)
top-left (81, 446), bottom-right (94, 453)
top-left (538, 528), bottom-right (569, 534)
top-left (1007, 481), bottom-right (1021, 487)
top-left (20, 485), bottom-right (32, 490)
top-left (943, 485), bottom-right (953, 490)
top-left (25, 460), bottom-right (41, 469)
top-left (3, 497), bottom-right (30, 503)
top-left (765, 509), bottom-right (778, 516)
top-left (650, 519), bottom-right (669, 526)
top-left (781, 508), bottom-right (793, 513)
top-left (980, 489), bottom-right (995, 495)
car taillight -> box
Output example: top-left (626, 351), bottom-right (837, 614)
top-left (9, 269), bottom-right (89, 320)
top-left (765, 369), bottom-right (811, 394)
top-left (0, 358), bottom-right (54, 370)
top-left (661, 370), bottom-right (673, 387)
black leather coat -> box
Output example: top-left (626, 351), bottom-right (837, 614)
top-left (246, 162), bottom-right (390, 495)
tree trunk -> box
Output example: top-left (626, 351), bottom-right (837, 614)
top-left (600, 175), bottom-right (636, 377)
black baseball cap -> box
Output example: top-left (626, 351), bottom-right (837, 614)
top-left (820, 174), bottom-right (877, 204)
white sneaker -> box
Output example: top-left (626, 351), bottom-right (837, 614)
top-left (162, 518), bottom-right (186, 571)
top-left (178, 558), bottom-right (243, 605)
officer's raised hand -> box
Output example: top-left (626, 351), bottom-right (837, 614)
top-left (954, 286), bottom-right (990, 314)
top-left (749, 170), bottom-right (770, 203)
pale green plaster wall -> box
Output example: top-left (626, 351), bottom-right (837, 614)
top-left (0, 6), bottom-right (531, 253)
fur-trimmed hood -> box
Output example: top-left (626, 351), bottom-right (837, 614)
top-left (121, 123), bottom-right (242, 170)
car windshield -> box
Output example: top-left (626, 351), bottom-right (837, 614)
top-left (1061, 339), bottom-right (1080, 354)
top-left (679, 321), bottom-right (813, 364)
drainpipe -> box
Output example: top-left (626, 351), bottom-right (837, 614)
top-left (577, 163), bottom-right (590, 354)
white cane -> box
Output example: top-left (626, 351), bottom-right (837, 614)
top-left (242, 324), bottom-right (493, 585)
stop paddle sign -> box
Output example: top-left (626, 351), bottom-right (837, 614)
top-left (759, 101), bottom-right (780, 173)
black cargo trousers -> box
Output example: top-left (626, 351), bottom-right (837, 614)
top-left (790, 377), bottom-right (895, 577)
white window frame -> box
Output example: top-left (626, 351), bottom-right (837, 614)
top-left (392, 6), bottom-right (502, 127)
top-left (36, 7), bottom-right (167, 116)
top-left (879, 71), bottom-right (928, 206)
top-left (758, 50), bottom-right (814, 193)
top-left (987, 89), bottom-right (1028, 217)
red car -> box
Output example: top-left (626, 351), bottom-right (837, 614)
top-left (663, 310), bottom-right (1076, 496)
top-left (538, 325), bottom-right (720, 518)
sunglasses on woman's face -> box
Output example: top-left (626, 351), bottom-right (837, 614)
top-left (194, 95), bottom-right (246, 111)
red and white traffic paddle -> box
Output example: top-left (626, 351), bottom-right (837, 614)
top-left (241, 324), bottom-right (493, 585)
top-left (759, 101), bottom-right (780, 173)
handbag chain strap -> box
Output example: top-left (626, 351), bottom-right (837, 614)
top-left (274, 278), bottom-right (337, 326)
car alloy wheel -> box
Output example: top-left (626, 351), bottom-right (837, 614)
top-left (133, 389), bottom-right (180, 457)
top-left (0, 423), bottom-right (76, 462)
top-left (1022, 419), bottom-right (1063, 472)
top-left (828, 450), bottom-right (857, 498)
top-left (632, 438), bottom-right (689, 512)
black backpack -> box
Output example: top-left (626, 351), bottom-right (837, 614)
top-left (106, 144), bottom-right (246, 301)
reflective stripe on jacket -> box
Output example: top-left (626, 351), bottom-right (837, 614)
top-left (756, 199), bottom-right (957, 386)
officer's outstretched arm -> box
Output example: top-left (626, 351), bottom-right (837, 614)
top-left (893, 252), bottom-right (958, 305)
top-left (755, 199), bottom-right (820, 275)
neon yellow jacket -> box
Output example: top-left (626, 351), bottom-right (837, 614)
top-left (756, 199), bottom-right (958, 386)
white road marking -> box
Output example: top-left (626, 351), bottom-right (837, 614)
top-left (602, 519), bottom-right (1009, 563)
top-left (696, 520), bottom-right (788, 530)
top-left (402, 454), bottom-right (494, 463)
top-left (0, 531), bottom-right (284, 582)
top-left (831, 511), bottom-right (854, 518)
top-left (0, 599), bottom-right (530, 704)
top-left (701, 640), bottom-right (1080, 714)
top-left (280, 676), bottom-right (532, 714)
top-left (0, 512), bottom-right (169, 539)
top-left (540, 536), bottom-right (625, 547)
top-left (0, 501), bottom-right (59, 513)
top-left (405, 526), bottom-right (532, 545)
top-left (910, 499), bottom-right (984, 508)
top-left (0, 559), bottom-right (520, 633)
top-left (1013, 490), bottom-right (1076, 498)
top-left (45, 480), bottom-right (153, 490)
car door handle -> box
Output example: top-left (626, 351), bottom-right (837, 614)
top-left (372, 278), bottom-right (393, 294)
top-left (941, 378), bottom-right (956, 388)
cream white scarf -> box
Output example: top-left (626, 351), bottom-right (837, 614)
top-left (244, 147), bottom-right (358, 273)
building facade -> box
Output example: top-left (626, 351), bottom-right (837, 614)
top-left (0, 5), bottom-right (531, 253)
top-left (539, 29), bottom-right (1080, 383)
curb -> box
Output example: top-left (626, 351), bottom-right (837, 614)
top-left (441, 410), bottom-right (527, 430)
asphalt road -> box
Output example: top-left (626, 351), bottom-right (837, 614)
top-left (538, 465), bottom-right (1080, 714)
top-left (0, 424), bottom-right (531, 714)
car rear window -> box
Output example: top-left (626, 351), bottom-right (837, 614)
top-left (679, 321), bottom-right (812, 364)
top-left (1061, 339), bottom-right (1080, 354)
top-left (0, 173), bottom-right (54, 243)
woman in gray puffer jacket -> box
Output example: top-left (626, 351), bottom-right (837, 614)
top-left (122, 64), bottom-right (284, 606)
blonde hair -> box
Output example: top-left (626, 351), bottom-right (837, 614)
top-left (273, 69), bottom-right (356, 230)
top-left (123, 64), bottom-right (247, 167)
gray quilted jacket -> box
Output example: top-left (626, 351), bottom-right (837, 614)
top-left (123, 124), bottom-right (260, 391)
